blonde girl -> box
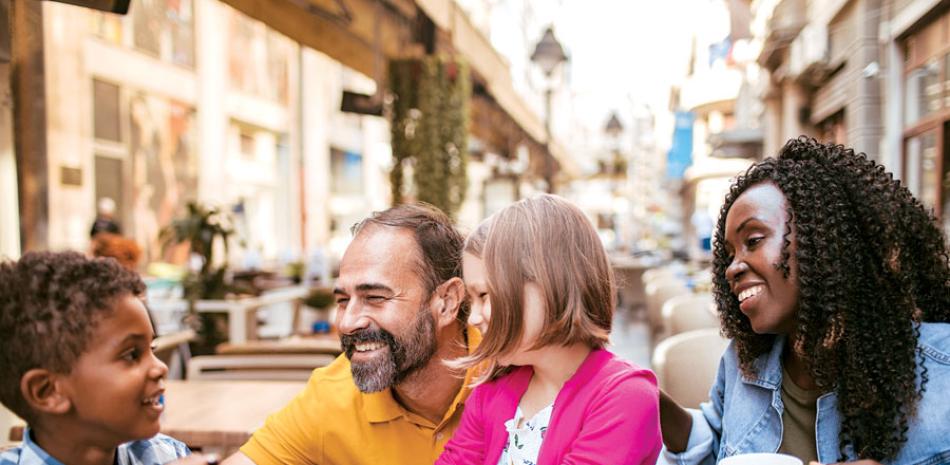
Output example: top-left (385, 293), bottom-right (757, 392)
top-left (436, 194), bottom-right (661, 465)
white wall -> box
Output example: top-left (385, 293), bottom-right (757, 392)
top-left (0, 404), bottom-right (24, 447)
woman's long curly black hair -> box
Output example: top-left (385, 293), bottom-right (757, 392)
top-left (712, 137), bottom-right (950, 461)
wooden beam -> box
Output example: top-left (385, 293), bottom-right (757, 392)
top-left (10, 0), bottom-right (48, 251)
top-left (222, 0), bottom-right (416, 80)
top-left (471, 94), bottom-right (519, 156)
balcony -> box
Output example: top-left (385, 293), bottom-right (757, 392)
top-left (758, 0), bottom-right (807, 70)
top-left (788, 23), bottom-right (834, 87)
top-left (679, 67), bottom-right (743, 115)
top-left (707, 127), bottom-right (763, 159)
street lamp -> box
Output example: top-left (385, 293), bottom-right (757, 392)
top-left (604, 112), bottom-right (624, 138)
top-left (531, 26), bottom-right (567, 193)
top-left (604, 112), bottom-right (624, 176)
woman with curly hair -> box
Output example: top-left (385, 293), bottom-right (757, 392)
top-left (658, 137), bottom-right (950, 465)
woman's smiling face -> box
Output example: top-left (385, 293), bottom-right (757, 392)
top-left (723, 182), bottom-right (801, 335)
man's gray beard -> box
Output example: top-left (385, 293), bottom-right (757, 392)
top-left (350, 306), bottom-right (437, 393)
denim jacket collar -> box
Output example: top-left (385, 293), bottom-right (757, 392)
top-left (740, 334), bottom-right (785, 390)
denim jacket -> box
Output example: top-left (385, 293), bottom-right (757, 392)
top-left (660, 322), bottom-right (950, 465)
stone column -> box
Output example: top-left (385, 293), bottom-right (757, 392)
top-left (781, 80), bottom-right (805, 143)
top-left (195, 0), bottom-right (228, 204)
top-left (763, 92), bottom-right (782, 158)
top-left (300, 49), bottom-right (333, 254)
top-left (849, 0), bottom-right (883, 161)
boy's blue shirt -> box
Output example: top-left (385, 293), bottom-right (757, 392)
top-left (0, 428), bottom-right (190, 465)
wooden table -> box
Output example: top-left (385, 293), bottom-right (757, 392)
top-left (161, 380), bottom-right (306, 456)
top-left (8, 380), bottom-right (306, 455)
top-left (150, 286), bottom-right (310, 344)
top-left (216, 333), bottom-right (342, 356)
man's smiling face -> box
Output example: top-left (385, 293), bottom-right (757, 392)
top-left (334, 225), bottom-right (438, 392)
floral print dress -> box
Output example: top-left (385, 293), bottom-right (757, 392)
top-left (497, 404), bottom-right (554, 465)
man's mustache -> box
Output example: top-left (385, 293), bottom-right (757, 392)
top-left (341, 328), bottom-right (398, 358)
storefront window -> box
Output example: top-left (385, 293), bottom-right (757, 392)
top-left (228, 9), bottom-right (293, 103)
top-left (905, 131), bottom-right (938, 209)
top-left (817, 110), bottom-right (846, 145)
top-left (901, 13), bottom-right (949, 236)
top-left (905, 61), bottom-right (941, 126)
top-left (93, 79), bottom-right (121, 142)
top-left (94, 155), bottom-right (125, 224)
top-left (91, 11), bottom-right (124, 45)
top-left (90, 0), bottom-right (194, 68)
top-left (331, 148), bottom-right (363, 196)
top-left (131, 0), bottom-right (194, 68)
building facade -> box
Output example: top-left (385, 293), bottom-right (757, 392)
top-left (33, 0), bottom-right (393, 265)
top-left (3, 0), bottom-right (566, 266)
top-left (672, 0), bottom-right (760, 260)
top-left (756, 0), bottom-right (950, 235)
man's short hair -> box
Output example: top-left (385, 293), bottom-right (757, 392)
top-left (352, 203), bottom-right (468, 323)
top-left (0, 251), bottom-right (146, 423)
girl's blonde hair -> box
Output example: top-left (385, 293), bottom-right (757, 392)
top-left (455, 194), bottom-right (614, 383)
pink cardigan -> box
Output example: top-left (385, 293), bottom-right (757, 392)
top-left (436, 348), bottom-right (662, 465)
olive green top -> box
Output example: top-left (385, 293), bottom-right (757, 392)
top-left (778, 366), bottom-right (820, 463)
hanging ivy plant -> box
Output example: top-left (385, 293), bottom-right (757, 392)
top-left (389, 55), bottom-right (470, 218)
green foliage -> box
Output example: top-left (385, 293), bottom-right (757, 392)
top-left (389, 55), bottom-right (471, 218)
top-left (303, 287), bottom-right (336, 309)
top-left (160, 201), bottom-right (237, 353)
top-left (285, 260), bottom-right (305, 283)
top-left (159, 201), bottom-right (234, 300)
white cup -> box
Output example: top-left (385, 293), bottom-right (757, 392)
top-left (719, 453), bottom-right (804, 465)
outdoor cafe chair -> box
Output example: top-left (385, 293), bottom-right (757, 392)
top-left (661, 293), bottom-right (718, 338)
top-left (651, 328), bottom-right (729, 409)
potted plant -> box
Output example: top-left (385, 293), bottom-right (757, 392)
top-left (303, 287), bottom-right (336, 334)
top-left (159, 201), bottom-right (236, 353)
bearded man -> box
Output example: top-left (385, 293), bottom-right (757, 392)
top-left (219, 204), bottom-right (477, 465)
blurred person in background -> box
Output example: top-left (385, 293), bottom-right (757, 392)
top-left (90, 197), bottom-right (122, 238)
top-left (658, 138), bottom-right (950, 465)
top-left (91, 233), bottom-right (143, 271)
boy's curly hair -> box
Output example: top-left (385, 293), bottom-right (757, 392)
top-left (0, 251), bottom-right (146, 423)
top-left (712, 137), bottom-right (950, 461)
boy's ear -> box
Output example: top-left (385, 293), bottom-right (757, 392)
top-left (20, 369), bottom-right (72, 416)
top-left (430, 277), bottom-right (466, 328)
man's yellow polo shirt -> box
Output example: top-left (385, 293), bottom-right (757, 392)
top-left (240, 328), bottom-right (480, 465)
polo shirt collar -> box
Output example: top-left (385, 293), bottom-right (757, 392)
top-left (364, 390), bottom-right (407, 423)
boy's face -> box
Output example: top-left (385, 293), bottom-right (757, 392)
top-left (59, 293), bottom-right (168, 444)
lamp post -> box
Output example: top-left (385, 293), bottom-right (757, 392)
top-left (531, 26), bottom-right (567, 193)
top-left (604, 112), bottom-right (625, 248)
top-left (604, 112), bottom-right (624, 176)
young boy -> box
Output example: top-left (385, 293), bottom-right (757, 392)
top-left (0, 251), bottom-right (191, 465)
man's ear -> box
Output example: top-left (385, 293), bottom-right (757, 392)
top-left (431, 277), bottom-right (466, 328)
top-left (20, 368), bottom-right (72, 416)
